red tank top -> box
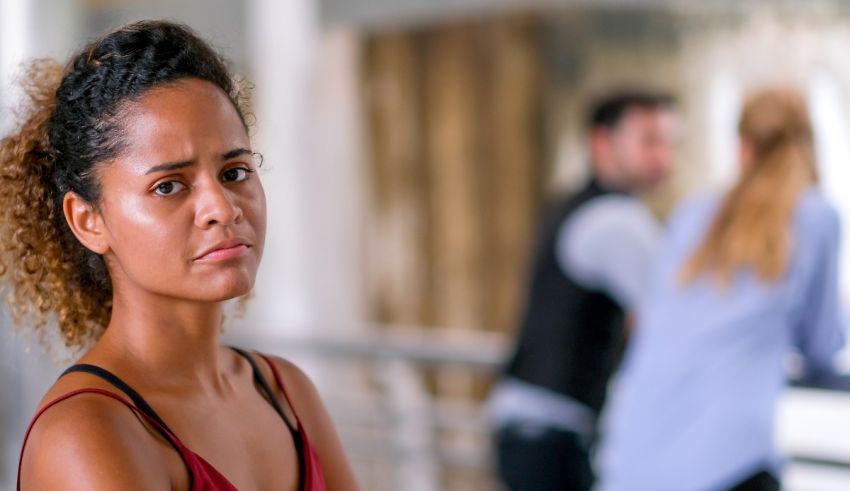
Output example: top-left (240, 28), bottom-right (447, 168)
top-left (17, 353), bottom-right (327, 491)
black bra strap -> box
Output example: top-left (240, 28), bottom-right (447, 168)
top-left (62, 353), bottom-right (303, 491)
top-left (231, 348), bottom-right (306, 491)
top-left (230, 347), bottom-right (298, 433)
top-left (58, 362), bottom-right (191, 490)
top-left (61, 364), bottom-right (174, 434)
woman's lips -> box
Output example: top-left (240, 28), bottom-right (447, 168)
top-left (195, 244), bottom-right (250, 262)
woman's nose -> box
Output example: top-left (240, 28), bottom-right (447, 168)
top-left (194, 180), bottom-right (243, 228)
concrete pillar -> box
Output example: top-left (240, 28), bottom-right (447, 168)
top-left (0, 0), bottom-right (32, 135)
top-left (244, 0), bottom-right (367, 336)
top-left (1, 1), bottom-right (78, 484)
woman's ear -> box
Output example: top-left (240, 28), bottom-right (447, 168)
top-left (738, 137), bottom-right (753, 172)
top-left (63, 191), bottom-right (110, 255)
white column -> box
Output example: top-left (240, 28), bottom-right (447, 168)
top-left (301, 27), bottom-right (368, 330)
top-left (245, 0), bottom-right (319, 334)
top-left (0, 1), bottom-right (33, 484)
top-left (1, 2), bottom-right (78, 485)
top-left (244, 1), bottom-right (367, 336)
top-left (0, 0), bottom-right (32, 136)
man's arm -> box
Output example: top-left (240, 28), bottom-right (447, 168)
top-left (556, 195), bottom-right (662, 310)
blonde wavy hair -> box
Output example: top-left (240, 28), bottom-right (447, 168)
top-left (681, 87), bottom-right (818, 285)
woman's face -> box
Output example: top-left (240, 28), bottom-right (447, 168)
top-left (95, 78), bottom-right (266, 303)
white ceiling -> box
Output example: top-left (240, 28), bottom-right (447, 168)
top-left (318, 0), bottom-right (832, 30)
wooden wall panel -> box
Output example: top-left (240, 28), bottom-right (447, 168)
top-left (365, 33), bottom-right (431, 325)
top-left (364, 15), bottom-right (542, 491)
top-left (423, 25), bottom-right (484, 332)
top-left (480, 18), bottom-right (540, 332)
top-left (365, 16), bottom-right (541, 346)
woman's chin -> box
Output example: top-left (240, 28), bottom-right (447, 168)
top-left (195, 273), bottom-right (256, 302)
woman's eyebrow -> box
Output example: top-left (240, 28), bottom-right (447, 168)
top-left (221, 148), bottom-right (251, 160)
top-left (143, 148), bottom-right (251, 175)
top-left (145, 160), bottom-right (194, 175)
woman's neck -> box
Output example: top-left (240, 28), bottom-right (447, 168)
top-left (89, 288), bottom-right (232, 394)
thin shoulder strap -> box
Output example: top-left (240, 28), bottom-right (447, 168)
top-left (259, 354), bottom-right (302, 426)
top-left (17, 388), bottom-right (186, 491)
top-left (62, 364), bottom-right (173, 434)
top-left (234, 350), bottom-right (308, 491)
top-left (257, 354), bottom-right (309, 491)
top-left (230, 347), bottom-right (298, 433)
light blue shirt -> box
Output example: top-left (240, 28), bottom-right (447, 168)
top-left (558, 194), bottom-right (662, 308)
top-left (599, 188), bottom-right (846, 491)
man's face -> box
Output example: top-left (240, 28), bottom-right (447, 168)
top-left (598, 106), bottom-right (679, 189)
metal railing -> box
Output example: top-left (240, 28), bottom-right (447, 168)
top-left (228, 325), bottom-right (850, 491)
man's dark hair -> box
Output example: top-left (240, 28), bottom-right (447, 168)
top-left (588, 90), bottom-right (675, 130)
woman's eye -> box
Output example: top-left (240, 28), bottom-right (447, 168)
top-left (154, 181), bottom-right (186, 196)
top-left (222, 167), bottom-right (251, 183)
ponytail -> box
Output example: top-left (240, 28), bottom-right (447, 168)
top-left (0, 59), bottom-right (111, 349)
top-left (680, 87), bottom-right (816, 286)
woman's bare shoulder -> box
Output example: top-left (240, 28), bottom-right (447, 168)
top-left (260, 354), bottom-right (362, 490)
top-left (258, 355), bottom-right (323, 415)
top-left (19, 382), bottom-right (171, 490)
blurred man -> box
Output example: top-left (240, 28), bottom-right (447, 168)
top-left (488, 91), bottom-right (679, 491)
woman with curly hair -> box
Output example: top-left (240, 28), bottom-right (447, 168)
top-left (6, 20), bottom-right (359, 490)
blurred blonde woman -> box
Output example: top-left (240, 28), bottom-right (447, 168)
top-left (599, 87), bottom-right (845, 491)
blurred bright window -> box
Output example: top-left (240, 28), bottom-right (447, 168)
top-left (808, 69), bottom-right (850, 372)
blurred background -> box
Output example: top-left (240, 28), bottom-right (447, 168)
top-left (3, 0), bottom-right (850, 489)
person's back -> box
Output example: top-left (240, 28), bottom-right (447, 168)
top-left (489, 91), bottom-right (679, 491)
top-left (599, 87), bottom-right (845, 491)
top-left (601, 190), bottom-right (842, 491)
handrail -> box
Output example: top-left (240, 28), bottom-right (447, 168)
top-left (227, 326), bottom-right (850, 477)
top-left (226, 325), bottom-right (509, 369)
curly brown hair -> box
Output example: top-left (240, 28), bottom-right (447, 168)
top-left (0, 21), bottom-right (249, 350)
